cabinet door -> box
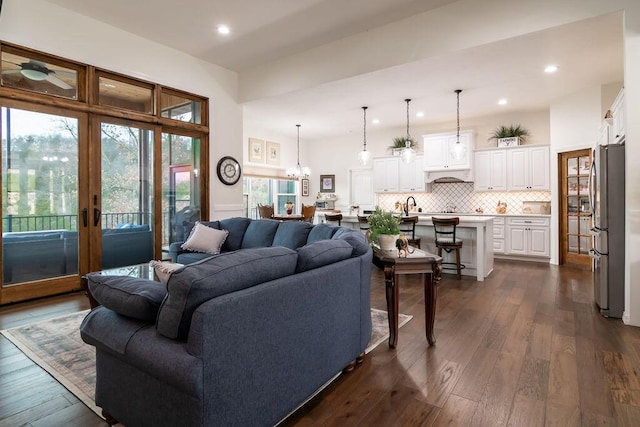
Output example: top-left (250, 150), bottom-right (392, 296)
top-left (350, 168), bottom-right (374, 208)
top-left (611, 89), bottom-right (625, 142)
top-left (506, 148), bottom-right (528, 190)
top-left (528, 226), bottom-right (550, 257)
top-left (528, 146), bottom-right (550, 190)
top-left (423, 136), bottom-right (447, 171)
top-left (507, 226), bottom-right (527, 255)
top-left (373, 157), bottom-right (399, 192)
top-left (475, 149), bottom-right (506, 191)
top-left (399, 155), bottom-right (424, 191)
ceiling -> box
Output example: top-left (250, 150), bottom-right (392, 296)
top-left (43, 0), bottom-right (623, 142)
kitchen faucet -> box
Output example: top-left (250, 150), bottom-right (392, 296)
top-left (404, 196), bottom-right (417, 216)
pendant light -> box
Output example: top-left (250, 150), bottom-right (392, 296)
top-left (451, 89), bottom-right (466, 160)
top-left (357, 106), bottom-right (372, 166)
top-left (400, 98), bottom-right (416, 163)
top-left (286, 124), bottom-right (310, 179)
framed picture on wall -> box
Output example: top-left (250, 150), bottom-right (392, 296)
top-left (320, 174), bottom-right (335, 193)
top-left (301, 178), bottom-right (310, 196)
top-left (248, 138), bottom-right (265, 163)
top-left (266, 141), bottom-right (280, 165)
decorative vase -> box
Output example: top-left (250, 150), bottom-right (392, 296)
top-left (377, 234), bottom-right (399, 251)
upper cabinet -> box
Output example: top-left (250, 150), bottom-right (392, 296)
top-left (611, 88), bottom-right (625, 143)
top-left (506, 146), bottom-right (550, 191)
top-left (423, 131), bottom-right (473, 172)
top-left (474, 149), bottom-right (507, 191)
top-left (373, 157), bottom-right (400, 192)
top-left (399, 156), bottom-right (425, 192)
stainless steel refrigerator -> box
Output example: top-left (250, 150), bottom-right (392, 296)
top-left (589, 142), bottom-right (625, 318)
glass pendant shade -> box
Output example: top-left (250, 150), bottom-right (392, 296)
top-left (358, 149), bottom-right (372, 166)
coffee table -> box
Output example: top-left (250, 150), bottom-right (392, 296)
top-left (82, 263), bottom-right (156, 309)
top-left (372, 246), bottom-right (442, 348)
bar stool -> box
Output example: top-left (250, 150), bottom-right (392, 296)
top-left (399, 215), bottom-right (421, 248)
top-left (357, 214), bottom-right (370, 231)
top-left (432, 217), bottom-right (465, 279)
top-left (324, 213), bottom-right (343, 226)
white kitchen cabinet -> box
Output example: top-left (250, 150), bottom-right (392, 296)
top-left (493, 217), bottom-right (505, 254)
top-left (474, 149), bottom-right (507, 191)
top-left (506, 145), bottom-right (549, 191)
top-left (611, 88), bottom-right (625, 142)
top-left (423, 131), bottom-right (472, 172)
top-left (399, 155), bottom-right (424, 192)
top-left (373, 157), bottom-right (399, 192)
top-left (349, 168), bottom-right (374, 209)
top-left (505, 216), bottom-right (550, 257)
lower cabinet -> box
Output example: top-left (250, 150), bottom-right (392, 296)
top-left (504, 216), bottom-right (550, 258)
top-left (493, 217), bottom-right (505, 254)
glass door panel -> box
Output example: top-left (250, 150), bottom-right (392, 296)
top-left (100, 122), bottom-right (154, 268)
top-left (162, 133), bottom-right (201, 246)
top-left (1, 107), bottom-right (79, 285)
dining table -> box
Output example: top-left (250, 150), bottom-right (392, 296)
top-left (271, 214), bottom-right (303, 221)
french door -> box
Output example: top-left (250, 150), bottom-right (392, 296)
top-left (559, 149), bottom-right (593, 269)
top-left (0, 101), bottom-right (89, 303)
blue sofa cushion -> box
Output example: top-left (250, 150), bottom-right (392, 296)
top-left (335, 231), bottom-right (370, 257)
top-left (87, 274), bottom-right (168, 322)
top-left (157, 246), bottom-right (298, 340)
top-left (241, 219), bottom-right (279, 248)
top-left (219, 217), bottom-right (251, 251)
top-left (272, 221), bottom-right (313, 249)
top-left (295, 239), bottom-right (353, 273)
top-left (306, 223), bottom-right (338, 244)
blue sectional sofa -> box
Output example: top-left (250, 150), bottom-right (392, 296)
top-left (80, 218), bottom-right (372, 427)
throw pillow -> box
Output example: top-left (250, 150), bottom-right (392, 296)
top-left (295, 239), bottom-right (353, 273)
top-left (149, 260), bottom-right (185, 283)
top-left (181, 222), bottom-right (229, 254)
top-left (87, 274), bottom-right (167, 322)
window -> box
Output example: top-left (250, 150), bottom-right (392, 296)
top-left (243, 177), bottom-right (298, 218)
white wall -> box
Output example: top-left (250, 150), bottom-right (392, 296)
top-left (549, 86), bottom-right (604, 266)
top-left (0, 0), bottom-right (243, 219)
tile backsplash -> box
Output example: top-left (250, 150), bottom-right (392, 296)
top-left (376, 182), bottom-right (551, 215)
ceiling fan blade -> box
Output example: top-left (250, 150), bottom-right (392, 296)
top-left (1, 69), bottom-right (21, 75)
top-left (45, 73), bottom-right (73, 90)
top-left (54, 70), bottom-right (77, 79)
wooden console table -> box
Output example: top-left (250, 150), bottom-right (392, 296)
top-left (372, 246), bottom-right (442, 348)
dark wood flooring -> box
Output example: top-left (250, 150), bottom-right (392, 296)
top-left (1, 260), bottom-right (639, 426)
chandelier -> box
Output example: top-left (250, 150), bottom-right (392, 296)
top-left (357, 106), bottom-right (371, 166)
top-left (286, 124), bottom-right (310, 179)
top-left (451, 89), bottom-right (466, 160)
top-left (400, 98), bottom-right (416, 163)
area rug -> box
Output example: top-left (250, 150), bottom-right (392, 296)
top-left (0, 307), bottom-right (412, 418)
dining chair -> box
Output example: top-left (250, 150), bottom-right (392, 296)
top-left (301, 204), bottom-right (316, 223)
top-left (257, 203), bottom-right (274, 219)
top-left (432, 217), bottom-right (465, 279)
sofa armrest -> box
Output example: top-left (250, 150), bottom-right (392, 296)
top-left (168, 241), bottom-right (186, 262)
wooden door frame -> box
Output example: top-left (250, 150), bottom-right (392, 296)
top-left (557, 148), bottom-right (592, 269)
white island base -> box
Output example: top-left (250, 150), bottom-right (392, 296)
top-left (340, 215), bottom-right (494, 281)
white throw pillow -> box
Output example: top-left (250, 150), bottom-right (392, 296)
top-left (181, 222), bottom-right (229, 255)
top-left (149, 260), bottom-right (184, 283)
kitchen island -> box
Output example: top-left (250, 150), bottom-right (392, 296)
top-left (340, 214), bottom-right (494, 281)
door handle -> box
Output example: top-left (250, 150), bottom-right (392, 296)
top-left (93, 208), bottom-right (101, 227)
top-left (82, 208), bottom-right (88, 227)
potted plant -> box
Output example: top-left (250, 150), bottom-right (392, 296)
top-left (388, 136), bottom-right (419, 155)
top-left (489, 124), bottom-right (529, 147)
top-left (367, 207), bottom-right (400, 250)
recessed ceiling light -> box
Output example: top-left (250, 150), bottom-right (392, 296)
top-left (498, 98), bottom-right (508, 105)
top-left (544, 64), bottom-right (558, 73)
top-left (217, 25), bottom-right (230, 35)
top-left (372, 119), bottom-right (380, 125)
top-left (416, 112), bottom-right (424, 118)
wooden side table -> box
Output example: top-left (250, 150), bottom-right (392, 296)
top-left (372, 246), bottom-right (442, 348)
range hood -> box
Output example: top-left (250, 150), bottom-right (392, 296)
top-left (425, 169), bottom-right (474, 183)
